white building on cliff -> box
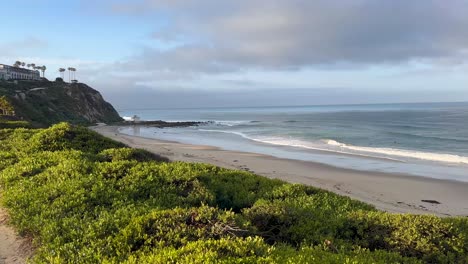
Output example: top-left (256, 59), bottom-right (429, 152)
top-left (0, 64), bottom-right (41, 81)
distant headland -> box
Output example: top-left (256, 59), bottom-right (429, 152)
top-left (0, 78), bottom-right (122, 127)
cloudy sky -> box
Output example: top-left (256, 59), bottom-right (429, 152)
top-left (1, 0), bottom-right (468, 109)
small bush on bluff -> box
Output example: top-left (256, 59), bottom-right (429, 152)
top-left (0, 151), bottom-right (17, 171)
top-left (341, 211), bottom-right (468, 263)
top-left (112, 206), bottom-right (250, 259)
top-left (0, 127), bottom-right (36, 152)
top-left (272, 245), bottom-right (422, 264)
top-left (99, 147), bottom-right (169, 162)
top-left (198, 169), bottom-right (284, 212)
top-left (0, 120), bottom-right (31, 129)
top-left (117, 162), bottom-right (216, 208)
top-left (29, 122), bottom-right (124, 153)
top-left (0, 150), bottom-right (87, 189)
top-left (119, 237), bottom-right (273, 264)
top-left (244, 184), bottom-right (375, 246)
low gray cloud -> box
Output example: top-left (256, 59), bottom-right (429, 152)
top-left (0, 37), bottom-right (48, 57)
top-left (108, 0), bottom-right (468, 75)
top-left (105, 85), bottom-right (468, 110)
top-left (76, 0), bottom-right (468, 108)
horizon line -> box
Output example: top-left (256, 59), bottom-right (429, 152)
top-left (116, 100), bottom-right (468, 112)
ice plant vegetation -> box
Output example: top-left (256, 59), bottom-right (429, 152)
top-left (0, 122), bottom-right (467, 263)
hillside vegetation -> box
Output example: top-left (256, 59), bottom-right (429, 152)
top-left (0, 80), bottom-right (122, 126)
top-left (0, 123), bottom-right (467, 263)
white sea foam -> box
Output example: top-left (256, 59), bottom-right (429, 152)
top-left (198, 129), bottom-right (252, 139)
top-left (214, 120), bottom-right (251, 127)
top-left (197, 130), bottom-right (402, 162)
top-left (323, 139), bottom-right (468, 165)
top-left (325, 139), bottom-right (345, 147)
top-left (197, 129), bottom-right (468, 165)
top-left (251, 137), bottom-right (405, 162)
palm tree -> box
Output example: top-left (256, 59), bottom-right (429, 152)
top-left (21, 62), bottom-right (25, 68)
top-left (59, 68), bottom-right (66, 79)
top-left (67, 67), bottom-right (72, 82)
top-left (41, 66), bottom-right (47, 78)
top-left (14, 61), bottom-right (21, 67)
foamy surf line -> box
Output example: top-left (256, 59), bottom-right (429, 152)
top-left (324, 139), bottom-right (468, 165)
top-left (198, 129), bottom-right (404, 162)
top-left (198, 129), bottom-right (468, 165)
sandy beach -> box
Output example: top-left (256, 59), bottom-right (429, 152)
top-left (92, 125), bottom-right (468, 217)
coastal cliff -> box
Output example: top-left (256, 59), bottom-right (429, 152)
top-left (0, 80), bottom-right (122, 126)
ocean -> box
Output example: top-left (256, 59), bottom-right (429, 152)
top-left (118, 102), bottom-right (468, 182)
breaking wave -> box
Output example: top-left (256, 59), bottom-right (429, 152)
top-left (322, 139), bottom-right (468, 164)
top-left (197, 129), bottom-right (468, 165)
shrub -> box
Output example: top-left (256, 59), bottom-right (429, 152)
top-left (112, 206), bottom-right (248, 257)
top-left (341, 211), bottom-right (468, 263)
top-left (29, 122), bottom-right (124, 153)
top-left (244, 184), bottom-right (375, 245)
top-left (99, 147), bottom-right (169, 162)
top-left (0, 151), bottom-right (17, 171)
top-left (198, 169), bottom-right (284, 212)
top-left (0, 150), bottom-right (87, 189)
top-left (0, 120), bottom-right (30, 129)
top-left (119, 237), bottom-right (273, 264)
top-left (272, 245), bottom-right (422, 264)
top-left (117, 162), bottom-right (216, 208)
top-left (0, 127), bottom-right (36, 152)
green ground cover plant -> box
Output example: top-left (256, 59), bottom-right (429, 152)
top-left (0, 119), bottom-right (30, 129)
top-left (0, 123), bottom-right (467, 263)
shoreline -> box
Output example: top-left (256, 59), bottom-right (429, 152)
top-left (118, 124), bottom-right (468, 182)
top-left (92, 125), bottom-right (468, 217)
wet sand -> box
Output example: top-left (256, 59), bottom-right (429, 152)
top-left (92, 125), bottom-right (468, 217)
